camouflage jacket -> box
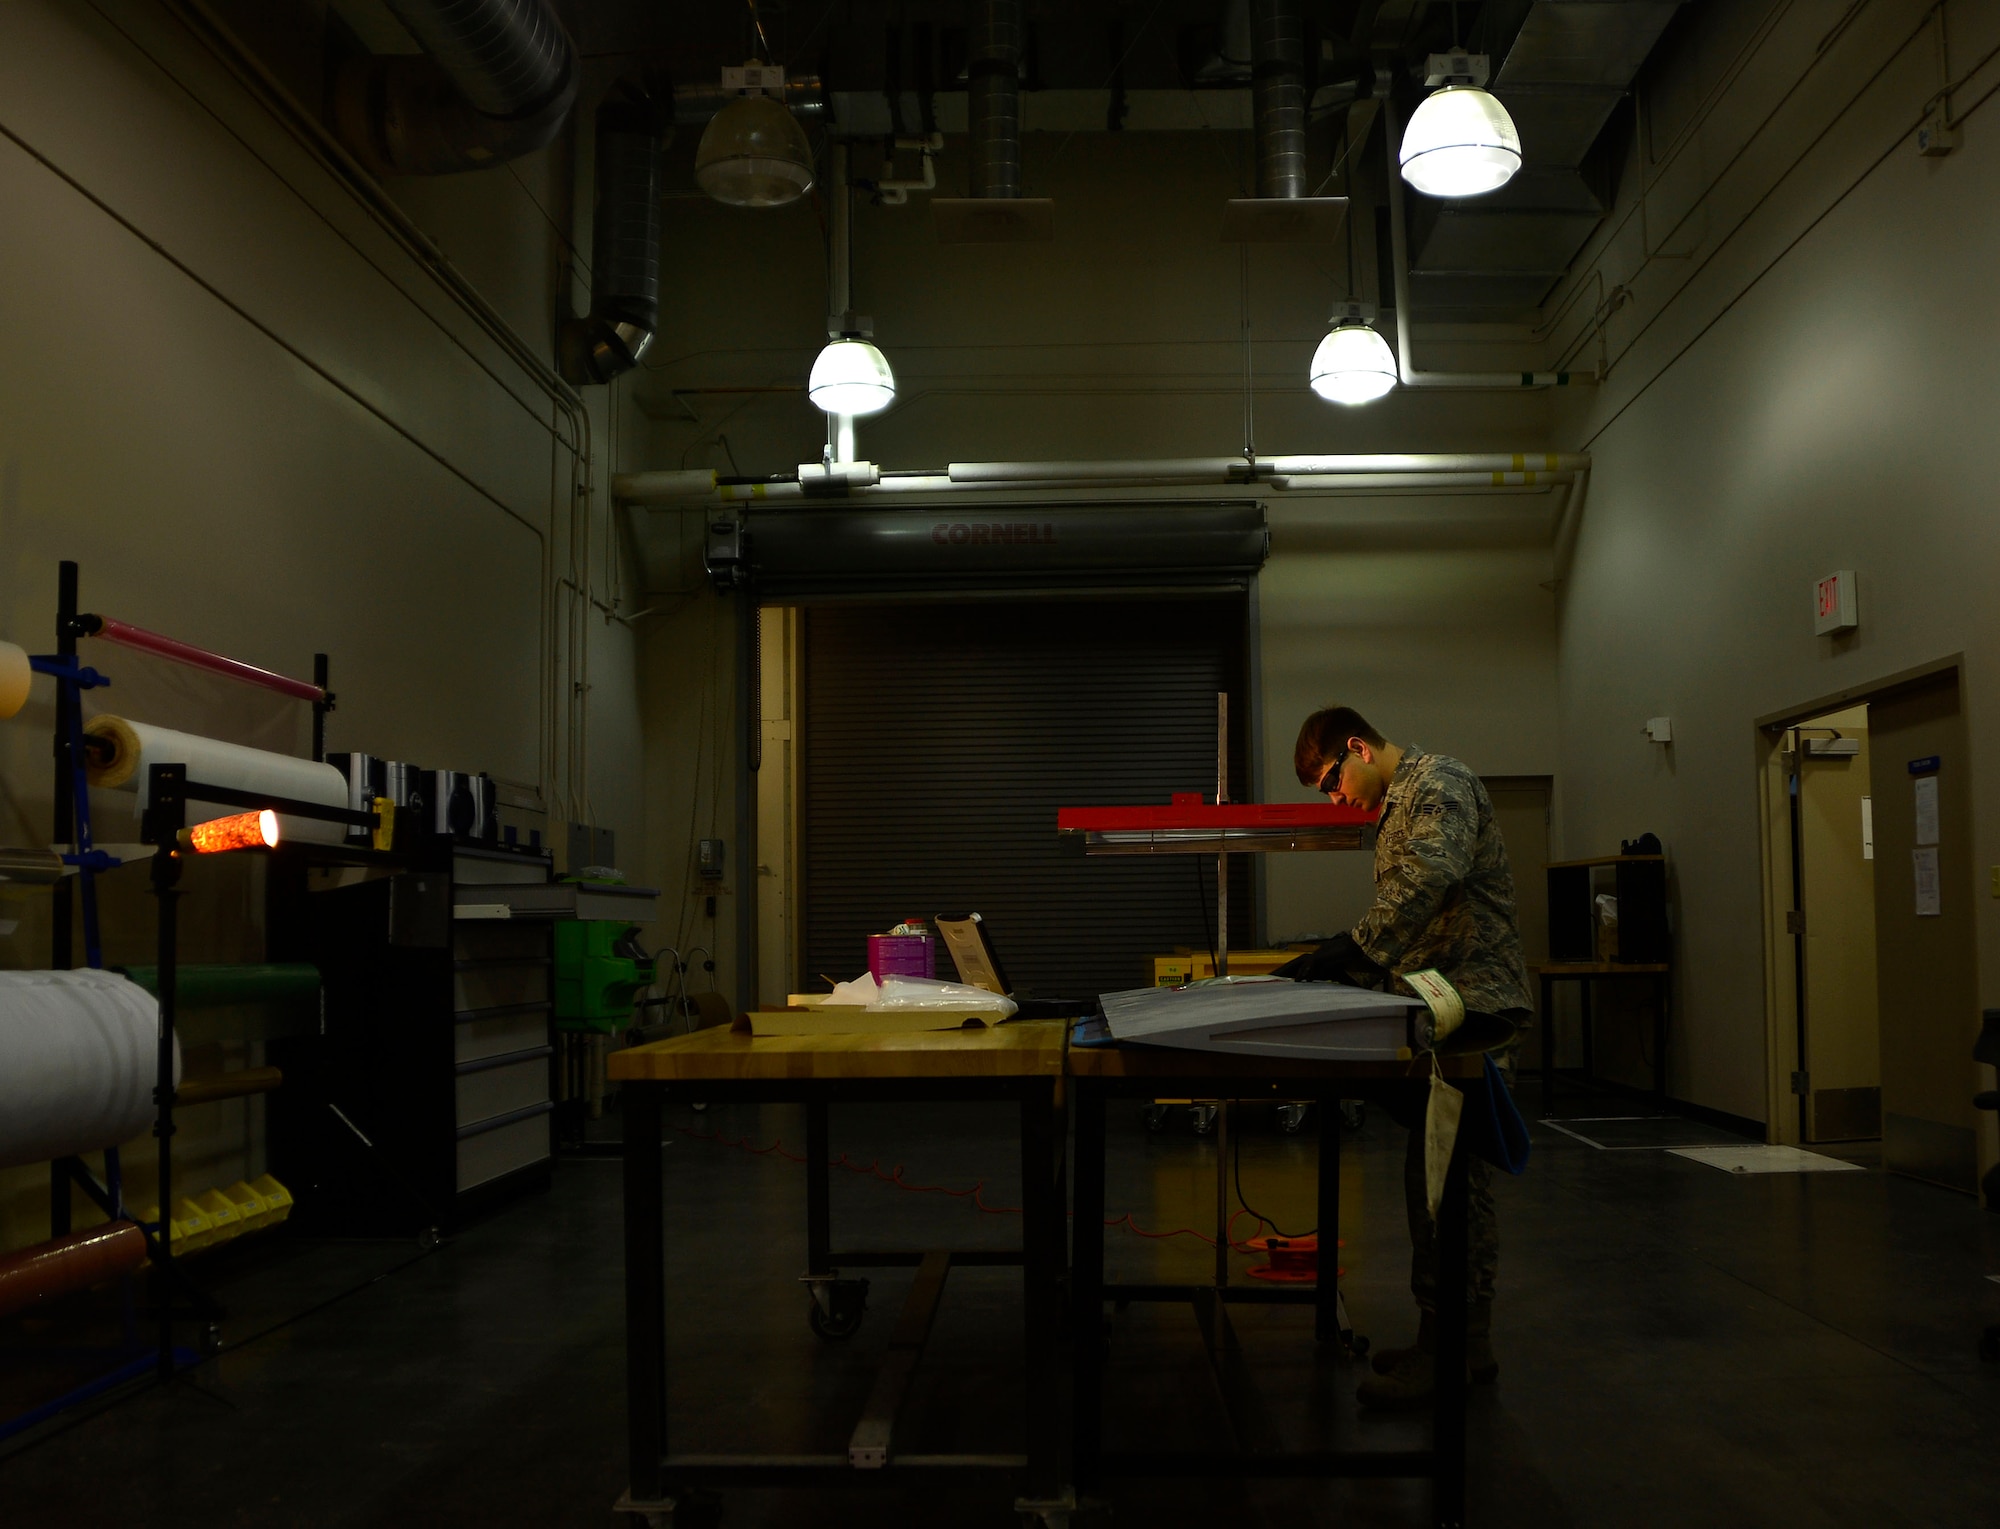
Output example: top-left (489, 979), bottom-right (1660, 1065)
top-left (1351, 748), bottom-right (1531, 1016)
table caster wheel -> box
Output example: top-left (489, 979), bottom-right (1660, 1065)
top-left (1276, 1102), bottom-right (1312, 1133)
top-left (417, 1226), bottom-right (442, 1252)
top-left (200, 1322), bottom-right (223, 1356)
top-left (1189, 1104), bottom-right (1218, 1136)
top-left (1143, 1104), bottom-right (1172, 1133)
top-left (807, 1277), bottom-right (869, 1340)
top-left (1340, 1100), bottom-right (1366, 1131)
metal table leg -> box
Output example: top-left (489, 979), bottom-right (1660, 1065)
top-left (1654, 974), bottom-right (1670, 1102)
top-left (1071, 1082), bottom-right (1107, 1495)
top-left (1314, 1090), bottom-right (1341, 1342)
top-left (1579, 978), bottom-right (1595, 1090)
top-left (1431, 1134), bottom-right (1470, 1529)
top-left (1018, 1077), bottom-right (1065, 1509)
top-left (622, 1083), bottom-right (668, 1509)
top-left (806, 1099), bottom-right (832, 1276)
top-left (1539, 972), bottom-right (1555, 1116)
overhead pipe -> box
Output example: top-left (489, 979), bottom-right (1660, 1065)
top-left (562, 94), bottom-right (668, 384)
top-left (614, 454), bottom-right (1585, 504)
top-left (1383, 97), bottom-right (1586, 389)
top-left (334, 0), bottom-right (577, 176)
top-left (1249, 0), bottom-right (1306, 198)
top-left (671, 77), bottom-right (826, 125)
top-left (968, 0), bottom-right (1024, 198)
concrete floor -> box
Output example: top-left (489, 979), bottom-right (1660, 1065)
top-left (5, 1082), bottom-right (2000, 1527)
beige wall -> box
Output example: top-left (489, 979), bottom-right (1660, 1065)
top-left (1259, 490), bottom-right (1562, 943)
top-left (1547, 0), bottom-right (2000, 1130)
top-left (0, 0), bottom-right (643, 1248)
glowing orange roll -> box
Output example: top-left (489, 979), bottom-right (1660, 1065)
top-left (179, 810), bottom-right (280, 854)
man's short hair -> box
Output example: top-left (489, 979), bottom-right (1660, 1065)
top-left (1294, 707), bottom-right (1387, 788)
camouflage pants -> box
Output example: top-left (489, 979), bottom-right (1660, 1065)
top-left (1402, 1036), bottom-right (1516, 1309)
top-left (1404, 1123), bottom-right (1497, 1307)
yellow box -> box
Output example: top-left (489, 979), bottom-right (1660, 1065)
top-left (248, 1174), bottom-right (294, 1226)
top-left (195, 1189), bottom-right (243, 1246)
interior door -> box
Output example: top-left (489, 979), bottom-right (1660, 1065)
top-left (1869, 670), bottom-right (1981, 1191)
top-left (1795, 709), bottom-right (1880, 1141)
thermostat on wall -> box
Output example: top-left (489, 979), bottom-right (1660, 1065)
top-left (1814, 570), bottom-right (1858, 635)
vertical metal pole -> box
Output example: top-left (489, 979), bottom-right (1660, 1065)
top-left (805, 1100), bottom-right (832, 1275)
top-left (1070, 1082), bottom-right (1106, 1493)
top-left (623, 1084), bottom-right (668, 1505)
top-left (51, 561), bottom-right (77, 970)
top-left (828, 143), bottom-right (852, 319)
top-left (734, 591), bottom-right (757, 1015)
top-left (50, 559), bottom-right (81, 1237)
top-left (1314, 1091), bottom-right (1342, 1341)
top-left (311, 653), bottom-right (330, 762)
top-left (1215, 691), bottom-right (1229, 977)
top-left (150, 762), bottom-right (185, 1381)
top-left (1019, 1078), bottom-right (1060, 1502)
top-left (1432, 1139), bottom-right (1470, 1529)
top-left (1213, 1102), bottom-right (1230, 1290)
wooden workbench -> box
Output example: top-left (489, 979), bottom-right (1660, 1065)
top-left (610, 1019), bottom-right (1501, 1529)
top-left (607, 1020), bottom-right (1072, 1526)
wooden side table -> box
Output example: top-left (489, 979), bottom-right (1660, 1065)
top-left (1532, 962), bottom-right (1671, 1113)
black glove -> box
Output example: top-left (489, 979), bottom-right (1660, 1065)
top-left (1270, 932), bottom-right (1386, 987)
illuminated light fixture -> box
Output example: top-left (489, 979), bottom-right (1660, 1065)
top-left (180, 810), bottom-right (279, 855)
top-left (1309, 317), bottom-right (1399, 406)
top-left (1399, 53), bottom-right (1521, 199)
top-left (808, 338), bottom-right (897, 417)
top-left (695, 92), bottom-right (814, 208)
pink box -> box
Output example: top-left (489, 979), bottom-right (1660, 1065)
top-left (868, 934), bottom-right (935, 983)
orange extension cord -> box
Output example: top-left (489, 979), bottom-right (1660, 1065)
top-left (671, 1122), bottom-right (1300, 1254)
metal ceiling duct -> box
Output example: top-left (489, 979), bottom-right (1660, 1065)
top-left (562, 97), bottom-right (666, 385)
top-left (334, 0), bottom-right (577, 176)
top-left (1402, 0), bottom-right (1685, 318)
top-left (968, 0), bottom-right (1023, 198)
top-left (1249, 0), bottom-right (1305, 198)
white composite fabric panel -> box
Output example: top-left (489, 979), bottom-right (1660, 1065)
top-left (1099, 977), bottom-right (1425, 1060)
top-left (1668, 1145), bottom-right (1866, 1175)
top-left (0, 969), bottom-right (179, 1168)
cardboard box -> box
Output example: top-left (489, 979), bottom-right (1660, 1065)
top-left (1150, 949), bottom-right (1302, 987)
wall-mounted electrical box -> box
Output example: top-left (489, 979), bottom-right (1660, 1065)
top-left (697, 838), bottom-right (725, 881)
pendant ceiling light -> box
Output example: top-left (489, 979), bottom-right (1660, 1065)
top-left (808, 338), bottom-right (896, 417)
top-left (1399, 53), bottom-right (1521, 199)
top-left (1308, 320), bottom-right (1399, 406)
top-left (695, 92), bottom-right (814, 207)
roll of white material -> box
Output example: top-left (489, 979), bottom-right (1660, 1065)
top-left (0, 971), bottom-right (179, 1170)
top-left (0, 639), bottom-right (29, 720)
top-left (83, 716), bottom-right (347, 846)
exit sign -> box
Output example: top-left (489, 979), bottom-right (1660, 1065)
top-left (1814, 569), bottom-right (1858, 635)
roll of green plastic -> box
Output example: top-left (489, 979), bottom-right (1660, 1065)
top-left (116, 964), bottom-right (320, 1006)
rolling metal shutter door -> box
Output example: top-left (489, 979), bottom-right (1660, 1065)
top-left (801, 598), bottom-right (1253, 1000)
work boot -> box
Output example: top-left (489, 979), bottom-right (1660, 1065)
top-left (1358, 1302), bottom-right (1498, 1410)
top-left (1370, 1309), bottom-right (1435, 1375)
top-left (1372, 1302), bottom-right (1498, 1381)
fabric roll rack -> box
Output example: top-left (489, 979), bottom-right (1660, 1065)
top-left (7, 560), bottom-right (357, 1399)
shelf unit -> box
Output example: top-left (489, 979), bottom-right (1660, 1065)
top-left (268, 842), bottom-right (556, 1235)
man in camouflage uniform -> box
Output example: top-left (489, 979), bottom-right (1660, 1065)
top-left (1279, 705), bottom-right (1531, 1410)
